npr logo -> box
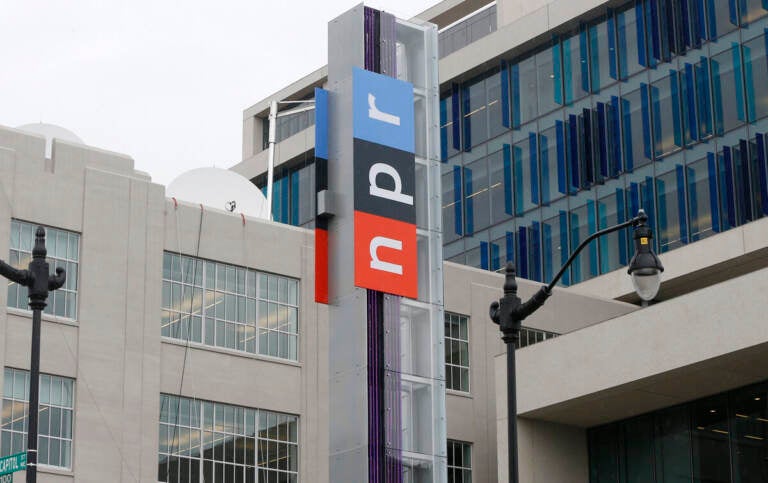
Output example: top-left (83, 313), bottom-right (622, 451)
top-left (352, 68), bottom-right (417, 298)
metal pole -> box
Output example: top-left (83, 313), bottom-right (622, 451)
top-left (505, 338), bottom-right (518, 483)
top-left (26, 308), bottom-right (41, 483)
top-left (0, 227), bottom-right (65, 483)
top-left (266, 100), bottom-right (278, 219)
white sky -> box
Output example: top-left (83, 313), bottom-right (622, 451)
top-left (0, 0), bottom-right (437, 186)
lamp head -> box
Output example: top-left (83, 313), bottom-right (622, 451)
top-left (627, 210), bottom-right (664, 302)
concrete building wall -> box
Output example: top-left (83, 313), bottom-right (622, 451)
top-left (0, 125), bottom-right (329, 482)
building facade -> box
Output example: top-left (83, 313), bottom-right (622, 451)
top-left (234, 0), bottom-right (768, 482)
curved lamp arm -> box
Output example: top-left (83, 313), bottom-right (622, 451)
top-left (545, 211), bottom-right (648, 292)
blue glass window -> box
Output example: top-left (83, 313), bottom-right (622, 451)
top-left (569, 194), bottom-right (599, 283)
top-left (588, 16), bottom-right (619, 92)
top-left (650, 71), bottom-right (684, 157)
top-left (706, 0), bottom-right (740, 38)
top-left (741, 0), bottom-right (768, 25)
top-left (442, 167), bottom-right (463, 243)
top-left (486, 71), bottom-right (507, 140)
top-left (656, 159), bottom-right (689, 252)
top-left (596, 185), bottom-right (628, 274)
top-left (562, 30), bottom-right (590, 104)
top-left (541, 201), bottom-right (570, 285)
top-left (621, 87), bottom-right (654, 171)
top-left (440, 93), bottom-right (461, 161)
top-left (464, 159), bottom-right (490, 234)
top-left (462, 77), bottom-right (489, 149)
top-left (686, 155), bottom-right (720, 240)
top-left (711, 44), bottom-right (747, 134)
top-left (536, 43), bottom-right (562, 115)
top-left (539, 115), bottom-right (568, 205)
top-left (616, 4), bottom-right (646, 77)
top-left (489, 147), bottom-right (513, 224)
top-left (512, 134), bottom-right (539, 214)
top-left (512, 56), bottom-right (538, 126)
top-left (695, 57), bottom-right (715, 139)
top-left (742, 32), bottom-right (768, 122)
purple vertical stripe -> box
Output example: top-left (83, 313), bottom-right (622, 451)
top-left (383, 295), bottom-right (403, 483)
top-left (367, 290), bottom-right (384, 483)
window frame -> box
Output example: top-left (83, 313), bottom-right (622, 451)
top-left (444, 312), bottom-right (471, 394)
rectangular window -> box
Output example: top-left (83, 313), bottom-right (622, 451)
top-left (444, 313), bottom-right (470, 393)
top-left (158, 394), bottom-right (298, 483)
top-left (1, 368), bottom-right (74, 469)
top-left (517, 326), bottom-right (559, 349)
top-left (7, 220), bottom-right (79, 319)
top-left (447, 440), bottom-right (472, 483)
top-left (162, 252), bottom-right (299, 361)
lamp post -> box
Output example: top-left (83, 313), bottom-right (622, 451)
top-left (489, 209), bottom-right (663, 483)
top-left (0, 227), bottom-right (66, 483)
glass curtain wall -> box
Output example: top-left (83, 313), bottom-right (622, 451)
top-left (440, 0), bottom-right (768, 286)
top-left (588, 380), bottom-right (768, 482)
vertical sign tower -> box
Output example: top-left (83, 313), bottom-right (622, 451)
top-left (325, 5), bottom-right (445, 482)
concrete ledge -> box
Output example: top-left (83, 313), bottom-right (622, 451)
top-left (507, 265), bottom-right (768, 427)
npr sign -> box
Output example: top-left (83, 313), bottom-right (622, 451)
top-left (352, 67), bottom-right (417, 298)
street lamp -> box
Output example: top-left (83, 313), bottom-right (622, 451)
top-left (0, 227), bottom-right (66, 483)
top-left (489, 209), bottom-right (663, 483)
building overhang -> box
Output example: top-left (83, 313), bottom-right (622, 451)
top-left (503, 264), bottom-right (768, 428)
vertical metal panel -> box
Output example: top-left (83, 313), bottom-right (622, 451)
top-left (616, 188), bottom-right (629, 265)
top-left (669, 70), bottom-right (683, 148)
top-left (511, 64), bottom-right (521, 128)
top-left (756, 133), bottom-right (768, 216)
top-left (453, 166), bottom-right (463, 236)
top-left (587, 199), bottom-right (598, 277)
top-left (676, 164), bottom-right (689, 244)
top-left (530, 221), bottom-right (542, 281)
top-left (517, 226), bottom-right (529, 279)
top-left (529, 132), bottom-right (540, 205)
top-left (540, 133), bottom-right (551, 204)
top-left (596, 102), bottom-right (609, 179)
top-left (732, 43), bottom-right (746, 122)
top-left (621, 98), bottom-right (635, 172)
top-left (640, 83), bottom-right (654, 161)
top-left (696, 57), bottom-right (713, 137)
top-left (464, 166), bottom-right (474, 235)
top-left (683, 63), bottom-right (698, 142)
top-left (480, 240), bottom-right (489, 270)
top-left (743, 45), bottom-right (756, 123)
top-left (553, 39), bottom-right (573, 105)
top-left (559, 210), bottom-right (571, 285)
top-left (707, 152), bottom-right (722, 231)
top-left (568, 114), bottom-right (581, 190)
top-left (610, 96), bottom-right (623, 175)
top-left (555, 38), bottom-right (565, 105)
top-left (636, 1), bottom-right (649, 67)
top-left (451, 84), bottom-right (461, 150)
top-left (608, 10), bottom-right (619, 80)
top-left (556, 120), bottom-right (567, 194)
top-left (503, 144), bottom-right (514, 215)
top-left (723, 146), bottom-right (737, 227)
top-left (501, 60), bottom-right (511, 128)
top-left (580, 28), bottom-right (590, 93)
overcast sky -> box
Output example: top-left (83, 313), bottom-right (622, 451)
top-left (1, 0), bottom-right (436, 186)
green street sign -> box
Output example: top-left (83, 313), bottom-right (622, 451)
top-left (0, 452), bottom-right (26, 476)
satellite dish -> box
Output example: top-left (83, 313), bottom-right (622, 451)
top-left (167, 167), bottom-right (271, 221)
top-left (16, 123), bottom-right (85, 158)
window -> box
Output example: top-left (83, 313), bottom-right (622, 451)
top-left (7, 220), bottom-right (79, 319)
top-left (447, 440), bottom-right (472, 483)
top-left (517, 327), bottom-right (559, 349)
top-left (162, 252), bottom-right (299, 361)
top-left (1, 368), bottom-right (74, 469)
top-left (158, 395), bottom-right (298, 483)
top-left (445, 313), bottom-right (469, 392)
